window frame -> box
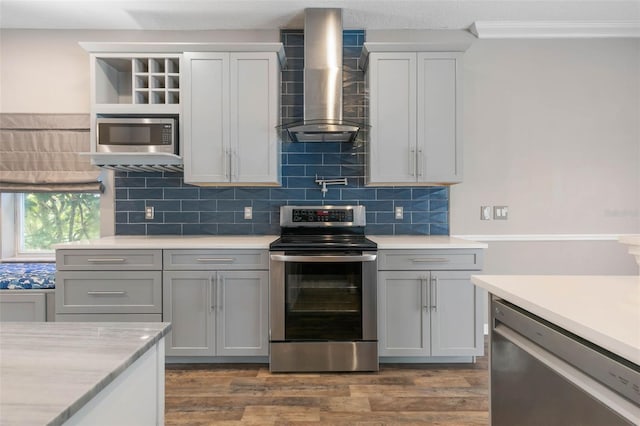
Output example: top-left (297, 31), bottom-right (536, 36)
top-left (0, 172), bottom-right (114, 261)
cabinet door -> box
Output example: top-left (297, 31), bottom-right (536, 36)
top-left (0, 293), bottom-right (46, 322)
top-left (430, 270), bottom-right (483, 356)
top-left (366, 52), bottom-right (417, 184)
top-left (230, 52), bottom-right (280, 185)
top-left (216, 271), bottom-right (269, 356)
top-left (417, 53), bottom-right (462, 183)
top-left (163, 271), bottom-right (215, 356)
top-left (378, 271), bottom-right (430, 356)
top-left (183, 52), bottom-right (229, 183)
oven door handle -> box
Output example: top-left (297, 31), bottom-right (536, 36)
top-left (270, 254), bottom-right (377, 263)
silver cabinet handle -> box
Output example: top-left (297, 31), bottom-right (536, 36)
top-left (87, 291), bottom-right (126, 296)
top-left (411, 258), bottom-right (449, 263)
top-left (409, 148), bottom-right (416, 177)
top-left (224, 149), bottom-right (231, 182)
top-left (86, 258), bottom-right (126, 263)
top-left (417, 148), bottom-right (423, 177)
top-left (431, 276), bottom-right (438, 311)
top-left (196, 258), bottom-right (235, 263)
top-left (218, 273), bottom-right (224, 311)
top-left (421, 276), bottom-right (429, 311)
top-left (231, 150), bottom-right (238, 182)
top-left (209, 272), bottom-right (218, 312)
top-left (270, 254), bottom-right (377, 263)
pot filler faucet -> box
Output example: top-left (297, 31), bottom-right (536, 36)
top-left (314, 175), bottom-right (348, 197)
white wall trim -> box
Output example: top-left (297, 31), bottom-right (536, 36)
top-left (469, 21), bottom-right (640, 39)
top-left (453, 234), bottom-right (627, 242)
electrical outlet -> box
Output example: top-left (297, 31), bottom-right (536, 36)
top-left (394, 206), bottom-right (404, 220)
top-left (144, 206), bottom-right (154, 220)
top-left (493, 206), bottom-right (508, 220)
top-left (480, 206), bottom-right (492, 221)
top-left (244, 206), bottom-right (253, 220)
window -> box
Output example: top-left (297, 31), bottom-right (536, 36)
top-left (18, 193), bottom-right (101, 253)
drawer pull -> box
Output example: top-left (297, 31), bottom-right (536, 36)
top-left (411, 258), bottom-right (449, 263)
top-left (86, 258), bottom-right (126, 263)
top-left (196, 258), bottom-right (235, 263)
top-left (87, 291), bottom-right (127, 296)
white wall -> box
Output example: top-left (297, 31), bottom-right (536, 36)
top-left (0, 29), bottom-right (279, 113)
top-left (450, 38), bottom-right (640, 275)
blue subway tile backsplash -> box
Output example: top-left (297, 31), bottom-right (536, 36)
top-left (113, 29), bottom-right (449, 236)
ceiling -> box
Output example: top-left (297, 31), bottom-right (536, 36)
top-left (1, 0), bottom-right (639, 31)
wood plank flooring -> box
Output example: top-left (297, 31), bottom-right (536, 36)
top-left (165, 351), bottom-right (488, 425)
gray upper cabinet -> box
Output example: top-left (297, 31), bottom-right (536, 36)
top-left (363, 47), bottom-right (463, 185)
top-left (183, 50), bottom-right (281, 186)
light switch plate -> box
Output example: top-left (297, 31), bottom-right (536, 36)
top-left (493, 206), bottom-right (508, 220)
top-left (244, 206), bottom-right (253, 220)
top-left (480, 206), bottom-right (492, 221)
top-left (395, 206), bottom-right (404, 220)
top-left (144, 206), bottom-right (154, 220)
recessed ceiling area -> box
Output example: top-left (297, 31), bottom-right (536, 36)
top-left (1, 0), bottom-right (639, 31)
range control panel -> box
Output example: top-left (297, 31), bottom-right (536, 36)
top-left (280, 205), bottom-right (366, 227)
top-left (292, 209), bottom-right (354, 223)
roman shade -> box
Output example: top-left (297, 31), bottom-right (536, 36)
top-left (0, 113), bottom-right (102, 192)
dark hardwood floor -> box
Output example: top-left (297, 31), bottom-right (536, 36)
top-left (165, 350), bottom-right (488, 425)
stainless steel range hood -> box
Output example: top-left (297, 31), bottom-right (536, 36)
top-left (282, 8), bottom-right (360, 143)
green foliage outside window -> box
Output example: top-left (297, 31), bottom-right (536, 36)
top-left (23, 193), bottom-right (100, 251)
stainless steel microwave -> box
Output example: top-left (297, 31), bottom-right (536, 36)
top-left (96, 117), bottom-right (177, 154)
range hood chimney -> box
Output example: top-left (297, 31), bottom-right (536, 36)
top-left (282, 8), bottom-right (360, 143)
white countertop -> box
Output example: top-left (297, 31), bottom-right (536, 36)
top-left (54, 235), bottom-right (488, 250)
top-left (0, 322), bottom-right (171, 426)
top-left (369, 235), bottom-right (488, 249)
top-left (54, 235), bottom-right (279, 249)
top-left (471, 275), bottom-right (640, 365)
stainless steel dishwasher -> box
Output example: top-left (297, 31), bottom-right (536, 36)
top-left (490, 297), bottom-right (640, 426)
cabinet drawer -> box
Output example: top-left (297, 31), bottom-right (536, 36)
top-left (55, 313), bottom-right (162, 322)
top-left (56, 249), bottom-right (162, 270)
top-left (378, 249), bottom-right (483, 271)
top-left (164, 249), bottom-right (268, 270)
top-left (56, 271), bottom-right (162, 314)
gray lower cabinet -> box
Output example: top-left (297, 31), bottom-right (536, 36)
top-left (163, 270), bottom-right (269, 357)
top-left (378, 250), bottom-right (484, 358)
top-left (162, 254), bottom-right (269, 357)
top-left (0, 292), bottom-right (46, 321)
top-left (55, 249), bottom-right (163, 322)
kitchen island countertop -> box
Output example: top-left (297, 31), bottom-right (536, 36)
top-left (0, 322), bottom-right (171, 425)
top-left (471, 275), bottom-right (640, 365)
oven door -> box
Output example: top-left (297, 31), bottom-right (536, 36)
top-left (269, 251), bottom-right (377, 343)
top-left (269, 251), bottom-right (378, 372)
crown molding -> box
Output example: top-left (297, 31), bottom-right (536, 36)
top-left (469, 21), bottom-right (640, 39)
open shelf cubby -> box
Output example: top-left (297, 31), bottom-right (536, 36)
top-left (95, 56), bottom-right (180, 105)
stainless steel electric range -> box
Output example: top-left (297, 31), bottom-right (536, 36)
top-left (269, 205), bottom-right (378, 372)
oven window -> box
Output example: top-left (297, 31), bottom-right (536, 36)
top-left (284, 261), bottom-right (362, 340)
